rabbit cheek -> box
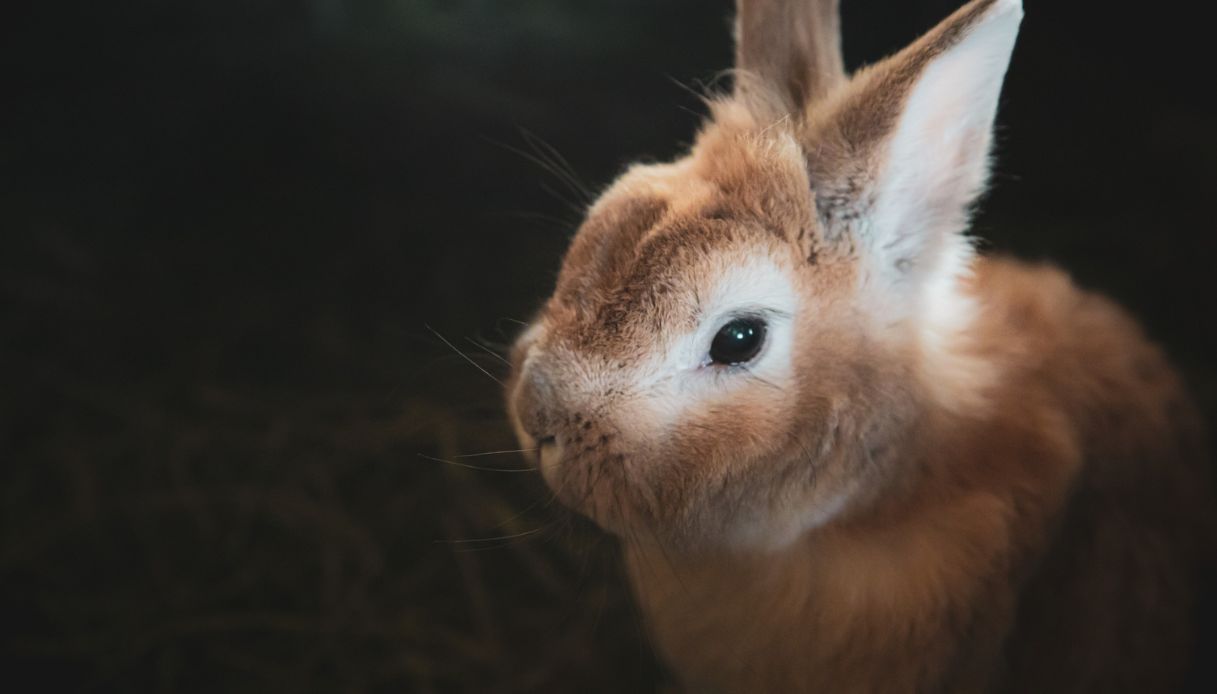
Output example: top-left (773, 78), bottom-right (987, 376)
top-left (639, 392), bottom-right (797, 537)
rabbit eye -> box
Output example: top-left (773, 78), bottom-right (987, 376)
top-left (709, 318), bottom-right (766, 366)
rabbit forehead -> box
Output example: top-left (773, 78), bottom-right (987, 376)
top-left (552, 127), bottom-right (816, 305)
top-left (548, 214), bottom-right (792, 359)
top-left (556, 113), bottom-right (817, 291)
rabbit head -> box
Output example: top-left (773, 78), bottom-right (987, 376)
top-left (506, 0), bottom-right (1023, 550)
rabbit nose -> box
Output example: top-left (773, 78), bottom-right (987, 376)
top-left (514, 359), bottom-right (565, 443)
top-left (513, 352), bottom-right (605, 446)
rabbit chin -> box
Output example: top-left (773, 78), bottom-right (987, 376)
top-left (528, 404), bottom-right (872, 552)
top-left (529, 436), bottom-right (640, 537)
top-left (540, 448), bottom-right (865, 552)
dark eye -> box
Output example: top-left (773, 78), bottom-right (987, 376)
top-left (709, 318), bottom-right (767, 366)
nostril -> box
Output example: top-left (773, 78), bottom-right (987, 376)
top-left (534, 435), bottom-right (561, 471)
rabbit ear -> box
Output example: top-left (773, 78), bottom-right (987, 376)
top-left (809, 0), bottom-right (1022, 288)
top-left (734, 0), bottom-right (846, 114)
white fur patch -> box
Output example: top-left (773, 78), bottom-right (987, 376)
top-left (866, 0), bottom-right (1021, 275)
top-left (859, 0), bottom-right (1021, 410)
top-left (632, 254), bottom-right (799, 430)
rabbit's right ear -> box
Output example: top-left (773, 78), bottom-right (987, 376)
top-left (734, 0), bottom-right (846, 115)
top-left (805, 0), bottom-right (1022, 297)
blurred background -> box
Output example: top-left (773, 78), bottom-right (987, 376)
top-left (3, 1), bottom-right (1215, 691)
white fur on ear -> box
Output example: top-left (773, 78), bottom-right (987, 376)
top-left (849, 0), bottom-right (1021, 413)
top-left (865, 0), bottom-right (1022, 286)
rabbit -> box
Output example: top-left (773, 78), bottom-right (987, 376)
top-left (504, 0), bottom-right (1216, 691)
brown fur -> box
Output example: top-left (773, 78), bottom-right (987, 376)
top-left (505, 1), bottom-right (1215, 691)
top-left (626, 258), bottom-right (1213, 692)
top-left (736, 0), bottom-right (846, 110)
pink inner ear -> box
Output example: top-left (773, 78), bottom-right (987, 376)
top-left (854, 0), bottom-right (1020, 279)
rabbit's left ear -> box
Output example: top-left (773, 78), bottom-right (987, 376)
top-left (734, 0), bottom-right (846, 115)
top-left (809, 0), bottom-right (1022, 287)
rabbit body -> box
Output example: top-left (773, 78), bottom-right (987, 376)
top-left (625, 257), bottom-right (1211, 692)
top-left (506, 1), bottom-right (1214, 691)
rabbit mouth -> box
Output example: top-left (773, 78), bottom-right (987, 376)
top-left (541, 439), bottom-right (652, 534)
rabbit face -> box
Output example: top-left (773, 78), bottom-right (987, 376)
top-left (506, 123), bottom-right (909, 550)
top-left (507, 0), bottom-right (1024, 550)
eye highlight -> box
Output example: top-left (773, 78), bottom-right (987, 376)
top-left (709, 317), bottom-right (767, 366)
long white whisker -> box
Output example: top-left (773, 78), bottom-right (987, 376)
top-left (425, 324), bottom-right (505, 387)
top-left (464, 336), bottom-right (511, 366)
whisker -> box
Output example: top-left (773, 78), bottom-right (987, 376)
top-left (425, 324), bottom-right (505, 387)
top-left (675, 103), bottom-right (704, 120)
top-left (750, 376), bottom-right (783, 391)
top-left (743, 368), bottom-right (784, 391)
top-left (520, 127), bottom-right (596, 203)
top-left (497, 209), bottom-right (580, 232)
top-left (484, 135), bottom-right (591, 213)
top-left (665, 73), bottom-right (716, 110)
top-left (486, 497), bottom-right (548, 532)
top-left (504, 141), bottom-right (580, 196)
top-left (454, 448), bottom-right (537, 459)
top-left (452, 542), bottom-right (540, 554)
top-left (438, 526), bottom-right (548, 545)
top-left (418, 453), bottom-right (534, 473)
top-left (464, 336), bottom-right (511, 366)
top-left (541, 454), bottom-right (582, 510)
top-left (495, 317), bottom-right (528, 344)
top-left (539, 181), bottom-right (588, 217)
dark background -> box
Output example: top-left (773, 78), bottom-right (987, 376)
top-left (4, 1), bottom-right (1215, 691)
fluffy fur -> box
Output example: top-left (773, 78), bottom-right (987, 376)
top-left (505, 0), bottom-right (1215, 691)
